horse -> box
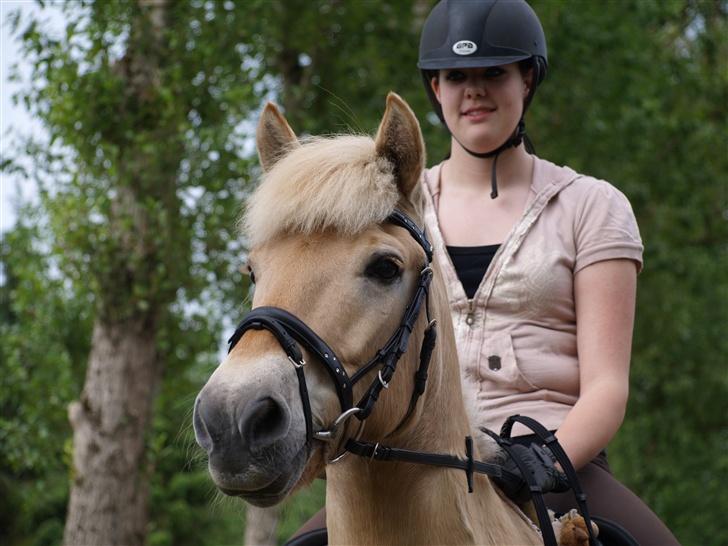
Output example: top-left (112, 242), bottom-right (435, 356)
top-left (193, 93), bottom-right (591, 546)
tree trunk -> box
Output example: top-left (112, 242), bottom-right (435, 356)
top-left (63, 317), bottom-right (160, 546)
top-left (244, 505), bottom-right (281, 546)
top-left (63, 2), bottom-right (169, 544)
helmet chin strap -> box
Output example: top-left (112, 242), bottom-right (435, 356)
top-left (451, 119), bottom-right (526, 199)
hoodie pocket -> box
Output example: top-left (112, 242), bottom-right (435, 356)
top-left (479, 333), bottom-right (538, 396)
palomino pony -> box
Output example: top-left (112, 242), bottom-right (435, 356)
top-left (193, 93), bottom-right (589, 546)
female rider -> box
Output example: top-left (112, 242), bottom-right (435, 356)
top-left (417, 1), bottom-right (679, 545)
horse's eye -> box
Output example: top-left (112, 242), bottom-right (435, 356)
top-left (245, 264), bottom-right (256, 284)
top-left (366, 256), bottom-right (402, 283)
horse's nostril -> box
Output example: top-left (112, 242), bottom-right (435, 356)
top-left (240, 396), bottom-right (290, 451)
top-left (193, 396), bottom-right (214, 453)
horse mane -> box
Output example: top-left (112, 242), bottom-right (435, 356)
top-left (244, 135), bottom-right (402, 247)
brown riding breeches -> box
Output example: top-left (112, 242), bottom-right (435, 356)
top-left (543, 452), bottom-right (680, 546)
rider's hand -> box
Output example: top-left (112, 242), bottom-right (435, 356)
top-left (493, 443), bottom-right (570, 504)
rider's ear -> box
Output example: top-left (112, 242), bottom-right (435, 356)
top-left (256, 103), bottom-right (300, 172)
top-left (374, 92), bottom-right (425, 198)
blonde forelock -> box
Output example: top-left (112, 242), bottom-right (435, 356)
top-left (244, 136), bottom-right (400, 246)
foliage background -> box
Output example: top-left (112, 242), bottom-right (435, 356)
top-left (1, 1), bottom-right (726, 545)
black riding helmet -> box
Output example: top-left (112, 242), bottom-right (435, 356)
top-left (418, 0), bottom-right (548, 198)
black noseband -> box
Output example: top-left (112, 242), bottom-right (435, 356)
top-left (227, 209), bottom-right (435, 452)
top-left (228, 306), bottom-right (353, 445)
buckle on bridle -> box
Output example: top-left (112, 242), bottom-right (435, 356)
top-left (378, 369), bottom-right (390, 389)
top-left (370, 442), bottom-right (381, 461)
top-left (288, 355), bottom-right (306, 369)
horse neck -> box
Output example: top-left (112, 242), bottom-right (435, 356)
top-left (325, 274), bottom-right (540, 545)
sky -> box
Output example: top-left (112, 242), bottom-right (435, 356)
top-left (0, 0), bottom-right (64, 234)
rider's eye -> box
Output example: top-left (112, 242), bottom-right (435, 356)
top-left (444, 70), bottom-right (465, 82)
top-left (365, 256), bottom-right (402, 283)
top-left (483, 67), bottom-right (505, 78)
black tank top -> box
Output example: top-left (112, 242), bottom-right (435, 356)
top-left (446, 244), bottom-right (501, 299)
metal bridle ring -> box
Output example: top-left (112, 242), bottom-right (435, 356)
top-left (328, 417), bottom-right (366, 464)
top-left (313, 407), bottom-right (362, 442)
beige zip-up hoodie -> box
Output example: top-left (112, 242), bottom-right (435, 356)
top-left (421, 157), bottom-right (643, 436)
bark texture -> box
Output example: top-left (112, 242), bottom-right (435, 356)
top-left (63, 318), bottom-right (160, 546)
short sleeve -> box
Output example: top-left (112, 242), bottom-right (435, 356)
top-left (573, 179), bottom-right (643, 274)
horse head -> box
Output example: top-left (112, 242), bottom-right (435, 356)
top-left (193, 93), bottom-right (432, 506)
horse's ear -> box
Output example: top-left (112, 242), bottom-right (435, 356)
top-left (256, 103), bottom-right (300, 172)
top-left (374, 92), bottom-right (425, 198)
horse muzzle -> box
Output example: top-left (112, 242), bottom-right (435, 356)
top-left (193, 368), bottom-right (309, 501)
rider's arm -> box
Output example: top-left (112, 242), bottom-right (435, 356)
top-left (555, 258), bottom-right (638, 470)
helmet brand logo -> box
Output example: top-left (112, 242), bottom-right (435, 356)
top-left (452, 40), bottom-right (477, 56)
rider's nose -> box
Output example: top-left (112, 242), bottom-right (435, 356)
top-left (238, 395), bottom-right (291, 452)
top-left (465, 86), bottom-right (486, 99)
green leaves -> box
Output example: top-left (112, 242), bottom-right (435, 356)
top-left (3, 2), bottom-right (258, 543)
top-left (524, 2), bottom-right (728, 544)
top-left (2, 1), bottom-right (725, 544)
top-left (0, 216), bottom-right (87, 472)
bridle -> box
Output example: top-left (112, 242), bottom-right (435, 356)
top-left (226, 208), bottom-right (600, 546)
top-left (227, 209), bottom-right (437, 459)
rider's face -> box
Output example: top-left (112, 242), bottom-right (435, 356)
top-left (431, 63), bottom-right (531, 153)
